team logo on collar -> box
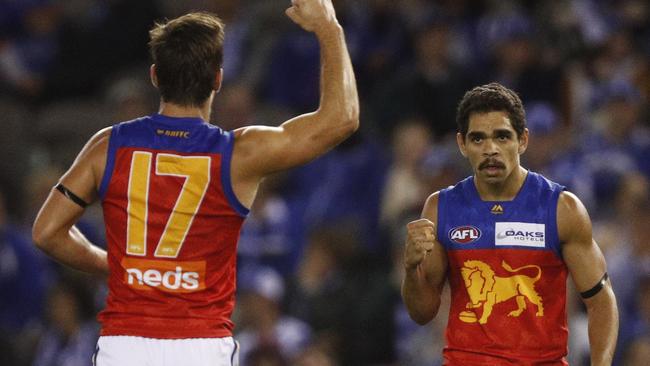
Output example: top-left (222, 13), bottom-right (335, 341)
top-left (491, 204), bottom-right (504, 214)
top-left (449, 226), bottom-right (481, 244)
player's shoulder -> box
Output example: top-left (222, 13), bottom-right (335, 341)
top-left (557, 190), bottom-right (592, 242)
top-left (83, 126), bottom-right (113, 155)
top-left (93, 126), bottom-right (112, 142)
top-left (232, 125), bottom-right (278, 140)
top-left (110, 116), bottom-right (153, 135)
top-left (231, 125), bottom-right (284, 158)
top-left (422, 191), bottom-right (443, 222)
top-left (438, 175), bottom-right (473, 197)
top-left (557, 190), bottom-right (587, 216)
top-left (424, 191), bottom-right (441, 205)
top-left (426, 176), bottom-right (474, 209)
top-left (528, 170), bottom-right (565, 191)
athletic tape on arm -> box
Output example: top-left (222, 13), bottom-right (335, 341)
top-left (580, 272), bottom-right (609, 299)
top-left (55, 183), bottom-right (89, 208)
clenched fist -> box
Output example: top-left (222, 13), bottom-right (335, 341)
top-left (285, 0), bottom-right (338, 33)
top-left (404, 218), bottom-right (436, 271)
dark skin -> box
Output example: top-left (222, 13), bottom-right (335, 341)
top-left (402, 111), bottom-right (618, 365)
top-left (32, 0), bottom-right (358, 275)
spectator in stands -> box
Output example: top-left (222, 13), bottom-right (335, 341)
top-left (236, 267), bottom-right (311, 365)
top-left (0, 190), bottom-right (50, 364)
top-left (370, 17), bottom-right (472, 139)
top-left (238, 175), bottom-right (295, 278)
top-left (380, 118), bottom-right (433, 228)
top-left (32, 273), bottom-right (99, 366)
top-left (0, 0), bottom-right (62, 97)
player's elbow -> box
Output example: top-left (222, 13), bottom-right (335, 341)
top-left (407, 308), bottom-right (435, 325)
top-left (346, 112), bottom-right (360, 135)
top-left (336, 107), bottom-right (360, 139)
top-left (321, 99), bottom-right (359, 136)
top-left (344, 100), bottom-right (360, 132)
top-left (315, 110), bottom-right (359, 144)
top-left (402, 294), bottom-right (437, 325)
top-left (31, 224), bottom-right (48, 250)
top-left (32, 218), bottom-right (56, 252)
top-left (340, 115), bottom-right (359, 139)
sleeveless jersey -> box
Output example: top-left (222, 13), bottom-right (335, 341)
top-left (437, 171), bottom-right (569, 365)
top-left (97, 114), bottom-right (249, 339)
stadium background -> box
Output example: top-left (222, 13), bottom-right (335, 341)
top-left (0, 0), bottom-right (648, 365)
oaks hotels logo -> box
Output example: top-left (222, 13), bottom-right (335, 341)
top-left (495, 222), bottom-right (546, 248)
top-left (449, 226), bottom-right (481, 244)
top-left (121, 257), bottom-right (206, 293)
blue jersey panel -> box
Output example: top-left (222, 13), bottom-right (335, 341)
top-left (437, 172), bottom-right (566, 257)
top-left (98, 114), bottom-right (236, 202)
top-left (111, 114), bottom-right (229, 153)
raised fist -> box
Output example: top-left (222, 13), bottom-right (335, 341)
top-left (404, 218), bottom-right (436, 270)
top-left (285, 0), bottom-right (338, 33)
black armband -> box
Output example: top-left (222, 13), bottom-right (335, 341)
top-left (580, 272), bottom-right (609, 299)
top-left (55, 183), bottom-right (89, 208)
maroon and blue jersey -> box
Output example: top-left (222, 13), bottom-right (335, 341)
top-left (438, 171), bottom-right (569, 365)
top-left (98, 114), bottom-right (248, 338)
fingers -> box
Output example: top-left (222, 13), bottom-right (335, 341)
top-left (407, 218), bottom-right (435, 230)
top-left (420, 239), bottom-right (434, 252)
top-left (413, 235), bottom-right (434, 252)
top-left (285, 0), bottom-right (337, 33)
top-left (407, 218), bottom-right (436, 245)
top-left (285, 6), bottom-right (300, 24)
top-left (404, 218), bottom-right (437, 270)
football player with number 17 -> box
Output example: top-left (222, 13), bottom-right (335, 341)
top-left (32, 1), bottom-right (358, 365)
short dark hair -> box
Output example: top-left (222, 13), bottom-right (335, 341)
top-left (149, 12), bottom-right (225, 107)
top-left (456, 82), bottom-right (526, 139)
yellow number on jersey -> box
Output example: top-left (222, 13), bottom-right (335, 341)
top-left (126, 152), bottom-right (152, 256)
top-left (126, 152), bottom-right (211, 258)
top-left (154, 154), bottom-right (210, 257)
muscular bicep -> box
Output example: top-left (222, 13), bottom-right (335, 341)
top-left (420, 192), bottom-right (448, 289)
top-left (558, 192), bottom-right (608, 294)
top-left (232, 112), bottom-right (355, 178)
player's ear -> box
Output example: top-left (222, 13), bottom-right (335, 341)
top-left (456, 132), bottom-right (468, 157)
top-left (518, 128), bottom-right (529, 155)
top-left (214, 68), bottom-right (223, 93)
top-left (150, 64), bottom-right (159, 88)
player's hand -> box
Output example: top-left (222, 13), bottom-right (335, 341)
top-left (285, 0), bottom-right (338, 34)
top-left (404, 219), bottom-right (436, 271)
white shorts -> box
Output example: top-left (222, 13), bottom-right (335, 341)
top-left (93, 336), bottom-right (239, 366)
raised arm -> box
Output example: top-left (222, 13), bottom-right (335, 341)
top-left (231, 0), bottom-right (359, 207)
top-left (559, 191), bottom-right (618, 366)
top-left (32, 128), bottom-right (110, 276)
top-left (401, 192), bottom-right (448, 324)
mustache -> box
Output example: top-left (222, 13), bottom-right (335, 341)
top-left (479, 159), bottom-right (505, 170)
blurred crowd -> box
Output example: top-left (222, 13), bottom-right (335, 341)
top-left (0, 0), bottom-right (649, 365)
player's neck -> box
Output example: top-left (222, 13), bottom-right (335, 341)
top-left (474, 166), bottom-right (528, 202)
top-left (158, 100), bottom-right (212, 121)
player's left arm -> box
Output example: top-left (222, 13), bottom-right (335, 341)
top-left (558, 191), bottom-right (618, 366)
top-left (32, 128), bottom-right (111, 276)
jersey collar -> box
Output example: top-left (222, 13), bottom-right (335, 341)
top-left (151, 113), bottom-right (206, 126)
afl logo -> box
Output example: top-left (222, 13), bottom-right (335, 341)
top-left (449, 226), bottom-right (481, 244)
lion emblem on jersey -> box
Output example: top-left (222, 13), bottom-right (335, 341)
top-left (459, 260), bottom-right (544, 324)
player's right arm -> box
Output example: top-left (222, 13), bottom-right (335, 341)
top-left (401, 192), bottom-right (448, 325)
top-left (32, 128), bottom-right (110, 276)
top-left (230, 0), bottom-right (359, 208)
